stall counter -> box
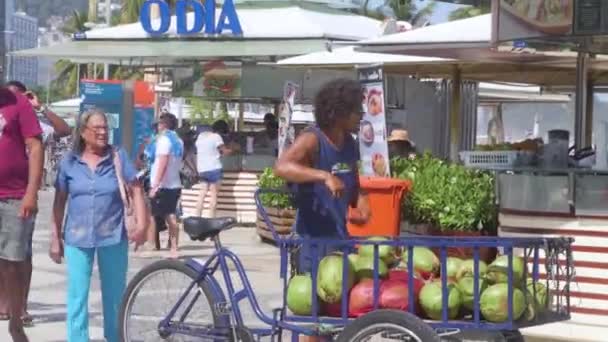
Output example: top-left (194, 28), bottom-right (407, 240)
top-left (181, 154), bottom-right (276, 223)
top-left (497, 169), bottom-right (608, 341)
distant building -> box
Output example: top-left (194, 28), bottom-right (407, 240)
top-left (8, 11), bottom-right (39, 87)
top-left (0, 0), bottom-right (16, 81)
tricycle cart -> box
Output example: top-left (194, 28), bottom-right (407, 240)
top-left (118, 189), bottom-right (574, 341)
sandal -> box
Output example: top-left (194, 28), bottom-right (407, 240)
top-left (21, 313), bottom-right (34, 327)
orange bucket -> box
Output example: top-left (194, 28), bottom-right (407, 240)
top-left (347, 177), bottom-right (412, 238)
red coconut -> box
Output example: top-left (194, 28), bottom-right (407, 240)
top-left (388, 269), bottom-right (426, 295)
top-left (379, 279), bottom-right (410, 311)
top-left (348, 279), bottom-right (382, 318)
top-left (322, 300), bottom-right (349, 317)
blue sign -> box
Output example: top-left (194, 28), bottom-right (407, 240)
top-left (80, 81), bottom-right (124, 146)
top-left (140, 0), bottom-right (243, 36)
top-left (132, 106), bottom-right (155, 159)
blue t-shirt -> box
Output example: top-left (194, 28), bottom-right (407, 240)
top-left (55, 147), bottom-right (137, 248)
top-left (293, 126), bottom-right (359, 238)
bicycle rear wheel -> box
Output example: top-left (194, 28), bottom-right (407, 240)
top-left (336, 310), bottom-right (441, 342)
top-left (119, 259), bottom-right (224, 341)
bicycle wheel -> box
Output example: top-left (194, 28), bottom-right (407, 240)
top-left (336, 310), bottom-right (441, 342)
top-left (119, 259), bottom-right (224, 341)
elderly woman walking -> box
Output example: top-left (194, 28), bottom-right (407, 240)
top-left (49, 109), bottom-right (148, 342)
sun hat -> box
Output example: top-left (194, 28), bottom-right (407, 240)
top-left (388, 129), bottom-right (410, 142)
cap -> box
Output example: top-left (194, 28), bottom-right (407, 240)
top-left (388, 129), bottom-right (410, 142)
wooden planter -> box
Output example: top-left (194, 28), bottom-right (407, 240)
top-left (406, 223), bottom-right (497, 264)
top-left (256, 206), bottom-right (296, 242)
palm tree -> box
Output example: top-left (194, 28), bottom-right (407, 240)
top-left (360, 0), bottom-right (436, 27)
top-left (121, 0), bottom-right (176, 24)
top-left (448, 0), bottom-right (491, 21)
top-left (53, 10), bottom-right (91, 98)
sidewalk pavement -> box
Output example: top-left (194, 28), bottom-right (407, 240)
top-left (0, 190), bottom-right (562, 341)
top-left (0, 190), bottom-right (283, 341)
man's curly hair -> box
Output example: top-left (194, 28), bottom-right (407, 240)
top-left (314, 78), bottom-right (363, 129)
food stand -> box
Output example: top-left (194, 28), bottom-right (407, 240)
top-left (12, 1), bottom-right (386, 223)
top-left (345, 4), bottom-right (608, 341)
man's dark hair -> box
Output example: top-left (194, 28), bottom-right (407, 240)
top-left (264, 113), bottom-right (275, 123)
top-left (6, 80), bottom-right (27, 93)
top-left (314, 78), bottom-right (363, 129)
top-left (212, 120), bottom-right (229, 135)
top-left (159, 112), bottom-right (178, 130)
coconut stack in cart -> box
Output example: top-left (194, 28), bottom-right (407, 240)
top-left (286, 237), bottom-right (548, 323)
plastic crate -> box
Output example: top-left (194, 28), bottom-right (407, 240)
top-left (460, 150), bottom-right (534, 169)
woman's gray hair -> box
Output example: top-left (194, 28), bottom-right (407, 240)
top-left (72, 107), bottom-right (108, 154)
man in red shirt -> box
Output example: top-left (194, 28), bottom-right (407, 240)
top-left (0, 86), bottom-right (43, 342)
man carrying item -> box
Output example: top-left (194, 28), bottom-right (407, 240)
top-left (0, 81), bottom-right (71, 327)
top-left (274, 79), bottom-right (371, 341)
top-left (149, 113), bottom-right (184, 258)
top-left (0, 85), bottom-right (44, 342)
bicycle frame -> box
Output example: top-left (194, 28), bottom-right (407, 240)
top-left (157, 235), bottom-right (322, 341)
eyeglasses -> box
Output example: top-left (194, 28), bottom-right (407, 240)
top-left (86, 125), bottom-right (109, 133)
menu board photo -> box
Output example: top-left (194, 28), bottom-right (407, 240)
top-left (493, 0), bottom-right (574, 42)
top-left (358, 65), bottom-right (390, 178)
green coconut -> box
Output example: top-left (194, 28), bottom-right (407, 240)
top-left (286, 274), bottom-right (313, 315)
top-left (457, 276), bottom-right (488, 311)
top-left (402, 246), bottom-right (440, 279)
top-left (445, 257), bottom-right (463, 280)
top-left (317, 254), bottom-right (355, 304)
top-left (419, 281), bottom-right (463, 320)
top-left (480, 283), bottom-right (526, 323)
top-left (456, 259), bottom-right (488, 280)
top-left (358, 236), bottom-right (397, 266)
top-left (526, 278), bottom-right (549, 312)
top-left (486, 255), bottom-right (526, 284)
top-left (354, 255), bottom-right (388, 280)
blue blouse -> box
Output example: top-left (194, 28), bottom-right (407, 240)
top-left (55, 147), bottom-right (137, 248)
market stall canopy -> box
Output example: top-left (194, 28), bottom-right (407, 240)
top-left (276, 45), bottom-right (598, 86)
top-left (351, 14), bottom-right (608, 85)
top-left (11, 3), bottom-right (382, 65)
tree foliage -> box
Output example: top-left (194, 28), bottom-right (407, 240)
top-left (18, 0), bottom-right (88, 25)
top-left (445, 0), bottom-right (491, 21)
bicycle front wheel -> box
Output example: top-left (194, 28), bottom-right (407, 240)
top-left (336, 310), bottom-right (441, 342)
top-left (119, 259), bottom-right (223, 341)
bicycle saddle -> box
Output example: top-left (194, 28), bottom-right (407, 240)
top-left (183, 216), bottom-right (237, 241)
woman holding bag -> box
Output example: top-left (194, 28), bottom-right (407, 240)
top-left (49, 108), bottom-right (147, 342)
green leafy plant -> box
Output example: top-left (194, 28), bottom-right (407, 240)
top-left (257, 168), bottom-right (293, 210)
top-left (391, 153), bottom-right (496, 232)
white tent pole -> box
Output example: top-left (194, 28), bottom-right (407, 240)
top-left (103, 0), bottom-right (111, 80)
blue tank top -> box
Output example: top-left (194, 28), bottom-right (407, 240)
top-left (293, 126), bottom-right (359, 238)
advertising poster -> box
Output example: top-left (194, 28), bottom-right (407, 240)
top-left (79, 80), bottom-right (124, 145)
top-left (132, 106), bottom-right (155, 159)
top-left (278, 81), bottom-right (298, 156)
top-left (493, 0), bottom-right (574, 43)
top-left (358, 65), bottom-right (390, 177)
top-left (173, 61), bottom-right (242, 98)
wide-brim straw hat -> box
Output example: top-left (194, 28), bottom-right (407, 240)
top-left (388, 129), bottom-right (410, 142)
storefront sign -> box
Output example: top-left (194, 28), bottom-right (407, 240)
top-left (358, 65), bottom-right (390, 177)
top-left (173, 60), bottom-right (242, 98)
top-left (278, 81), bottom-right (298, 156)
top-left (140, 0), bottom-right (243, 36)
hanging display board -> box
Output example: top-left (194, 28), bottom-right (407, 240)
top-left (358, 65), bottom-right (390, 177)
top-left (79, 80), bottom-right (124, 145)
top-left (278, 81), bottom-right (298, 156)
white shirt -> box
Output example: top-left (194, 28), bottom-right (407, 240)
top-left (151, 135), bottom-right (183, 189)
top-left (196, 132), bottom-right (224, 172)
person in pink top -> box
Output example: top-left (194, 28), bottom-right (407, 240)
top-left (0, 86), bottom-right (44, 342)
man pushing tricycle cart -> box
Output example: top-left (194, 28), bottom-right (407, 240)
top-left (118, 78), bottom-right (574, 342)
